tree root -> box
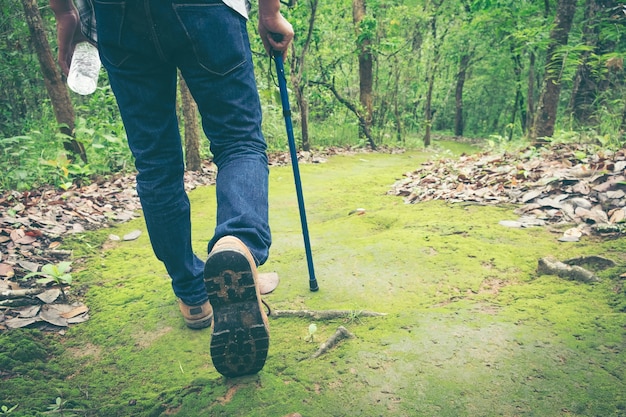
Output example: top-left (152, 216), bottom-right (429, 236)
top-left (537, 256), bottom-right (600, 283)
top-left (271, 309), bottom-right (386, 320)
top-left (563, 255), bottom-right (616, 270)
top-left (311, 326), bottom-right (355, 359)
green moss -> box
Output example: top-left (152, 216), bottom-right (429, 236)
top-left (2, 144), bottom-right (625, 416)
top-left (0, 330), bottom-right (65, 374)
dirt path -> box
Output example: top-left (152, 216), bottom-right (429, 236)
top-left (1, 145), bottom-right (625, 416)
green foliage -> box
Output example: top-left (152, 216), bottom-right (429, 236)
top-left (0, 129), bottom-right (66, 191)
top-left (3, 0), bottom-right (626, 191)
top-left (43, 396), bottom-right (81, 416)
top-left (23, 261), bottom-right (73, 287)
top-left (0, 405), bottom-right (18, 415)
top-left (0, 86), bottom-right (133, 191)
top-left (546, 43), bottom-right (595, 81)
top-left (356, 15), bottom-right (377, 45)
top-left (39, 152), bottom-right (88, 191)
top-left (305, 323), bottom-right (317, 342)
top-left (0, 0), bottom-right (58, 139)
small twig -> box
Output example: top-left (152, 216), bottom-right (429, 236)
top-left (311, 326), bottom-right (354, 359)
top-left (46, 250), bottom-right (73, 259)
top-left (272, 309), bottom-right (386, 320)
top-left (0, 288), bottom-right (44, 300)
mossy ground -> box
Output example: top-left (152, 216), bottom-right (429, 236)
top-left (2, 142), bottom-right (625, 416)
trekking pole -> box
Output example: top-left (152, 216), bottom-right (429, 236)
top-left (273, 52), bottom-right (319, 292)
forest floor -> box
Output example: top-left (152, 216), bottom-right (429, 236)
top-left (1, 140), bottom-right (626, 416)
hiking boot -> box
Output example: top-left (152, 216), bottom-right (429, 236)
top-left (178, 299), bottom-right (213, 330)
top-left (204, 236), bottom-right (269, 377)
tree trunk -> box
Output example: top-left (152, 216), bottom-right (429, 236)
top-left (178, 74), bottom-right (202, 172)
top-left (532, 0), bottom-right (577, 143)
top-left (21, 0), bottom-right (87, 163)
top-left (290, 55), bottom-right (311, 152)
top-left (301, 98), bottom-right (310, 151)
top-left (525, 50), bottom-right (536, 136)
top-left (568, 0), bottom-right (615, 125)
top-left (510, 51), bottom-right (523, 140)
top-left (353, 0), bottom-right (374, 139)
top-left (454, 54), bottom-right (470, 137)
top-left (621, 101), bottom-right (626, 132)
top-left (424, 74), bottom-right (434, 147)
top-left (393, 56), bottom-right (403, 143)
top-left (423, 10), bottom-right (442, 147)
top-left (289, 0), bottom-right (318, 152)
top-left (293, 82), bottom-right (311, 151)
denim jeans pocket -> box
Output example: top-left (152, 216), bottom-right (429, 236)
top-left (173, 3), bottom-right (247, 76)
top-left (93, 0), bottom-right (132, 67)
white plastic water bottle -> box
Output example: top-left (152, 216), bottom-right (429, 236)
top-left (67, 42), bottom-right (101, 95)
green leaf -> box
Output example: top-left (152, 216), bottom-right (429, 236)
top-left (36, 277), bottom-right (54, 285)
top-left (41, 264), bottom-right (57, 276)
top-left (21, 271), bottom-right (43, 280)
top-left (57, 261), bottom-right (72, 274)
top-left (60, 274), bottom-right (72, 285)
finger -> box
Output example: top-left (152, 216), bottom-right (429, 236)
top-left (270, 32), bottom-right (284, 43)
top-left (268, 34), bottom-right (292, 58)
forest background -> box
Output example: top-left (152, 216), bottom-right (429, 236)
top-left (1, 0), bottom-right (626, 192)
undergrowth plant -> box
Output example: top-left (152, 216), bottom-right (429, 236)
top-left (23, 262), bottom-right (73, 300)
top-left (0, 404), bottom-right (18, 415)
top-left (305, 323), bottom-right (318, 342)
top-left (44, 397), bottom-right (79, 416)
top-left (0, 82), bottom-right (135, 192)
top-left (0, 131), bottom-right (57, 191)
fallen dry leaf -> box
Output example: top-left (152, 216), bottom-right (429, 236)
top-left (5, 316), bottom-right (40, 329)
top-left (60, 304), bottom-right (89, 319)
top-left (18, 305), bottom-right (41, 318)
top-left (0, 263), bottom-right (14, 278)
top-left (40, 304), bottom-right (71, 327)
top-left (559, 227), bottom-right (583, 242)
top-left (36, 288), bottom-right (62, 304)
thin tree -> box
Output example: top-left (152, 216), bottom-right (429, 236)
top-left (21, 0), bottom-right (87, 163)
top-left (526, 50), bottom-right (536, 135)
top-left (531, 0), bottom-right (577, 143)
top-left (289, 0), bottom-right (318, 152)
top-left (353, 0), bottom-right (374, 139)
top-left (178, 74), bottom-right (202, 172)
top-left (509, 49), bottom-right (524, 140)
top-left (423, 0), bottom-right (447, 147)
top-left (453, 0), bottom-right (477, 138)
top-left (568, 0), bottom-right (624, 125)
top-left (454, 53), bottom-right (471, 137)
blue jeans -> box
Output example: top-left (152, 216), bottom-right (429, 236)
top-left (93, 0), bottom-right (271, 306)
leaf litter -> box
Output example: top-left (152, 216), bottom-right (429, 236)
top-left (389, 143), bottom-right (626, 241)
top-left (0, 163), bottom-right (220, 331)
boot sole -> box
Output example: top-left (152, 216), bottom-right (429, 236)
top-left (204, 249), bottom-right (269, 377)
top-left (184, 316), bottom-right (213, 330)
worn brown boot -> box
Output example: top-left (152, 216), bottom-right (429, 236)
top-left (177, 299), bottom-right (213, 330)
top-left (204, 236), bottom-right (269, 377)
